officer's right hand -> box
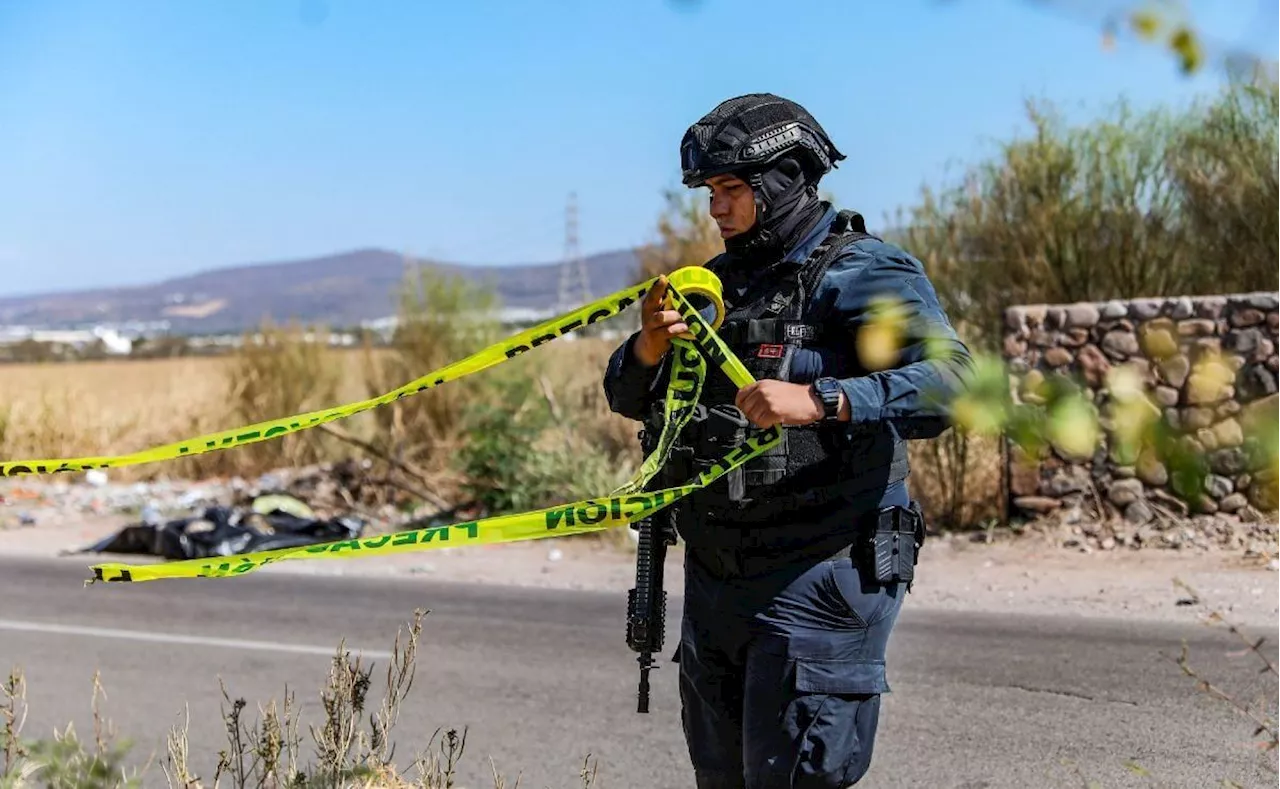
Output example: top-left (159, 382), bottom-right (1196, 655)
top-left (633, 275), bottom-right (688, 367)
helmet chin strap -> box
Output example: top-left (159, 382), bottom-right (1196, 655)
top-left (723, 172), bottom-right (774, 259)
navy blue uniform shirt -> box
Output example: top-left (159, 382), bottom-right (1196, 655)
top-left (604, 206), bottom-right (973, 447)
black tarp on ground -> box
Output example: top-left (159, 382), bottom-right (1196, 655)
top-left (77, 496), bottom-right (364, 560)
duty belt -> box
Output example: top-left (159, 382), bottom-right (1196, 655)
top-left (697, 439), bottom-right (912, 524)
top-left (689, 502), bottom-right (926, 582)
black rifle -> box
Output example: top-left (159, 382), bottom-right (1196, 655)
top-left (625, 502), bottom-right (678, 713)
top-left (626, 416), bottom-right (685, 714)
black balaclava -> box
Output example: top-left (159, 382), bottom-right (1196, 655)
top-left (723, 153), bottom-right (828, 267)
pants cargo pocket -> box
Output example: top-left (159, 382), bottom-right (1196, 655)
top-left (745, 656), bottom-right (888, 789)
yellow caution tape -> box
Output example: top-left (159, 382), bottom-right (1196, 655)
top-left (661, 265), bottom-right (724, 341)
top-left (3, 265), bottom-right (782, 584)
top-left (90, 426), bottom-right (781, 583)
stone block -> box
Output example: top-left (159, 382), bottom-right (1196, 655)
top-left (1107, 478), bottom-right (1144, 506)
top-left (1102, 330), bottom-right (1139, 360)
top-left (1044, 347), bottom-right (1073, 367)
top-left (1195, 297), bottom-right (1226, 320)
top-left (1076, 344), bottom-right (1112, 387)
top-left (1153, 386), bottom-right (1179, 407)
top-left (1136, 450), bottom-right (1168, 486)
top-left (1003, 334), bottom-right (1027, 359)
top-left (1065, 304), bottom-right (1100, 328)
top-left (1139, 321), bottom-right (1178, 359)
top-left (1229, 308), bottom-right (1265, 328)
top-left (1219, 493), bottom-right (1248, 513)
top-left (1129, 299), bottom-right (1163, 320)
top-left (1159, 355), bottom-right (1190, 388)
top-left (1100, 300), bottom-right (1127, 319)
top-left (1177, 319), bottom-right (1217, 337)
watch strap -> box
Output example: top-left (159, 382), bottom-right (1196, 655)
top-left (813, 377), bottom-right (841, 421)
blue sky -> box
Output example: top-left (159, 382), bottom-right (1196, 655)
top-left (0, 0), bottom-right (1275, 297)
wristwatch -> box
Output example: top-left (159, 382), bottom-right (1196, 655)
top-left (811, 377), bottom-right (842, 422)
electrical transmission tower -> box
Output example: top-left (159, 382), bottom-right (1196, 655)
top-left (557, 191), bottom-right (592, 314)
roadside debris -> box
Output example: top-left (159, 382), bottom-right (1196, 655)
top-left (2, 457), bottom-right (487, 561)
top-left (71, 494), bottom-right (364, 560)
top-left (0, 458), bottom-right (467, 531)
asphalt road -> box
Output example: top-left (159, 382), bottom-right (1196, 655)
top-left (2, 555), bottom-right (1276, 789)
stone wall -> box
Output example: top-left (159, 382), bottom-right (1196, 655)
top-left (1001, 291), bottom-right (1278, 550)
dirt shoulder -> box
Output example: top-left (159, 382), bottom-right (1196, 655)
top-left (3, 511), bottom-right (1275, 630)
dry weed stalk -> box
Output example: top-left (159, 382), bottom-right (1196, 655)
top-left (1169, 578), bottom-right (1279, 756)
top-left (2, 667), bottom-right (29, 777)
top-left (578, 755), bottom-right (599, 788)
top-left (214, 679), bottom-right (249, 788)
top-left (410, 727), bottom-right (467, 789)
top-left (309, 642), bottom-right (372, 784)
top-left (161, 704), bottom-right (198, 789)
top-left (211, 677), bottom-right (305, 789)
top-left (204, 609), bottom-right (427, 789)
top-left (368, 609), bottom-right (424, 767)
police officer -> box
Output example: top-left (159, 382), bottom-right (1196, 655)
top-left (603, 94), bottom-right (973, 789)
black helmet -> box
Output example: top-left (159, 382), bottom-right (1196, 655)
top-left (680, 93), bottom-right (845, 188)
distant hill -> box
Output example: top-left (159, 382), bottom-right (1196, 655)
top-left (0, 248), bottom-right (642, 333)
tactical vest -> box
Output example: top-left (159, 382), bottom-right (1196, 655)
top-left (646, 210), bottom-right (911, 545)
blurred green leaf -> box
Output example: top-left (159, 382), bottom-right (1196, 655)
top-left (1168, 26), bottom-right (1202, 74)
top-left (1048, 393), bottom-right (1101, 460)
top-left (1129, 10), bottom-right (1161, 40)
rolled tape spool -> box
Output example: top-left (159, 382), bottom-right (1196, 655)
top-left (666, 266), bottom-right (725, 340)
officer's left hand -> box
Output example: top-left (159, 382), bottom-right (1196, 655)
top-left (735, 380), bottom-right (842, 428)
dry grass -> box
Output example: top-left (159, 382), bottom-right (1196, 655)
top-left (0, 351), bottom-right (374, 482)
top-left (0, 333), bottom-right (639, 485)
top-left (0, 355), bottom-right (229, 479)
top-left (908, 431), bottom-right (1004, 532)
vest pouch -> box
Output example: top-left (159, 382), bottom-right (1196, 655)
top-left (686, 405), bottom-right (750, 505)
top-left (742, 428), bottom-right (788, 491)
top-left (641, 404), bottom-right (701, 489)
top-left (696, 460), bottom-right (745, 503)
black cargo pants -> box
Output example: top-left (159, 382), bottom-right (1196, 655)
top-left (676, 500), bottom-right (910, 788)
